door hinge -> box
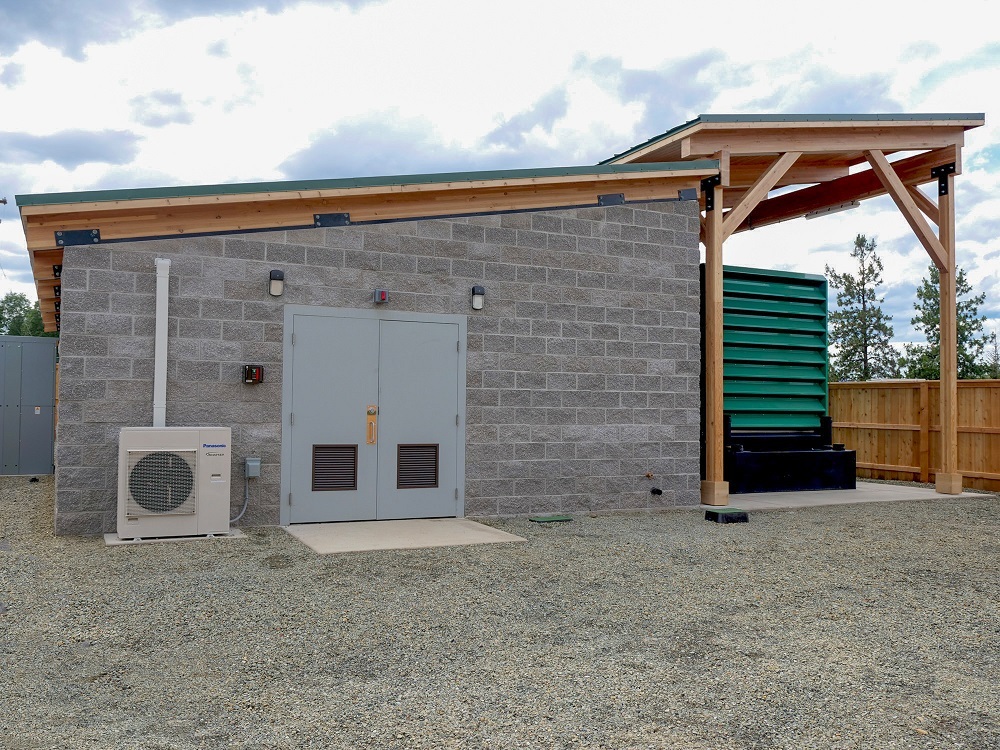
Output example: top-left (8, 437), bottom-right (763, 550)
top-left (291, 332), bottom-right (296, 346)
top-left (288, 492), bottom-right (293, 505)
top-left (290, 412), bottom-right (294, 426)
top-left (456, 414), bottom-right (459, 426)
top-left (456, 340), bottom-right (460, 352)
top-left (455, 488), bottom-right (459, 500)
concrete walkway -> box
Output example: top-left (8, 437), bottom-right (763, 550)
top-left (706, 480), bottom-right (991, 512)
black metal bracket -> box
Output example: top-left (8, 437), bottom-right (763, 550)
top-left (701, 175), bottom-right (722, 211)
top-left (597, 193), bottom-right (625, 207)
top-left (52, 265), bottom-right (62, 278)
top-left (55, 229), bottom-right (100, 246)
top-left (314, 212), bottom-right (351, 227)
top-left (931, 163), bottom-right (956, 196)
top-left (53, 300), bottom-right (60, 312)
top-left (53, 285), bottom-right (61, 297)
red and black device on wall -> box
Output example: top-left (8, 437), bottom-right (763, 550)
top-left (243, 365), bottom-right (264, 384)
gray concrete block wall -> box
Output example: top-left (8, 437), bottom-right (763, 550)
top-left (54, 199), bottom-right (702, 534)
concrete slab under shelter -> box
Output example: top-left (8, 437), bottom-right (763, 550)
top-left (283, 517), bottom-right (526, 554)
top-left (705, 480), bottom-right (991, 512)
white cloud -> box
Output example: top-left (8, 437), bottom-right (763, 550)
top-left (0, 0), bottom-right (997, 341)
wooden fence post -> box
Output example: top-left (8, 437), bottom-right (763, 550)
top-left (919, 380), bottom-right (929, 483)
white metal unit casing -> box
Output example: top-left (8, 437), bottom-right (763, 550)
top-left (117, 427), bottom-right (231, 540)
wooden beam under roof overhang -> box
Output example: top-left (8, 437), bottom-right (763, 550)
top-left (609, 117), bottom-right (983, 165)
top-left (726, 158), bottom-right (849, 188)
top-left (680, 126), bottom-right (965, 159)
top-left (18, 167), bottom-right (712, 219)
top-left (722, 152), bottom-right (801, 242)
top-left (20, 168), bottom-right (712, 251)
top-left (22, 165), bottom-right (716, 332)
top-left (733, 146), bottom-right (960, 233)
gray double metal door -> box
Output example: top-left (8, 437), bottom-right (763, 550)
top-left (289, 314), bottom-right (460, 523)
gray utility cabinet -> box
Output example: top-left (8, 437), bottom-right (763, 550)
top-left (1, 336), bottom-right (57, 475)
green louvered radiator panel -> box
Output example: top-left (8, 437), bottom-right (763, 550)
top-left (706, 265), bottom-right (829, 430)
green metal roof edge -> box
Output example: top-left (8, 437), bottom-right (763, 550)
top-left (600, 112), bottom-right (986, 165)
top-left (15, 160), bottom-right (719, 208)
top-left (722, 264), bottom-right (827, 284)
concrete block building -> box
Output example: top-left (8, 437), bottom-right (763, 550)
top-left (20, 163), bottom-right (712, 534)
top-left (18, 114), bottom-right (983, 534)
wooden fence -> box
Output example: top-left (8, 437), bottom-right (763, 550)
top-left (829, 380), bottom-right (1000, 492)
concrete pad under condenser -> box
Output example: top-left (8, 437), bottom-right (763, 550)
top-left (283, 518), bottom-right (526, 554)
top-left (104, 529), bottom-right (245, 546)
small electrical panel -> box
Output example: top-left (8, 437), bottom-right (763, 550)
top-left (373, 289), bottom-right (389, 304)
top-left (242, 365), bottom-right (264, 384)
top-left (245, 457), bottom-right (261, 478)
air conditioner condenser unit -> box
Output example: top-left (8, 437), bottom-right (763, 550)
top-left (116, 426), bottom-right (232, 540)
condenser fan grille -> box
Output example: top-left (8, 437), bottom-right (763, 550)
top-left (127, 449), bottom-right (197, 516)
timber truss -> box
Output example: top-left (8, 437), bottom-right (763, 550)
top-left (606, 113), bottom-right (985, 502)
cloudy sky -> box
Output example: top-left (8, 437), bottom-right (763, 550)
top-left (1, 0), bottom-right (997, 343)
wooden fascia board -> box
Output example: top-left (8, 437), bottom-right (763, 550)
top-left (18, 167), bottom-right (714, 219)
top-left (865, 149), bottom-right (948, 271)
top-left (607, 117), bottom-right (983, 165)
top-left (21, 174), bottom-right (709, 251)
top-left (680, 127), bottom-right (965, 158)
top-left (694, 118), bottom-right (983, 132)
top-left (721, 152), bottom-right (800, 242)
top-left (733, 146), bottom-right (960, 232)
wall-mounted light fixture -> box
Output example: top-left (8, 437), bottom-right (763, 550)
top-left (269, 269), bottom-right (284, 297)
top-left (471, 285), bottom-right (485, 311)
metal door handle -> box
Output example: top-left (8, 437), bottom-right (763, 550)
top-left (366, 405), bottom-right (378, 445)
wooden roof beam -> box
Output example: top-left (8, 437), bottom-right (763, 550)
top-left (722, 152), bottom-right (800, 242)
top-left (865, 149), bottom-right (948, 271)
top-left (21, 175), bottom-right (710, 252)
top-left (715, 148), bottom-right (731, 186)
top-left (18, 165), bottom-right (716, 219)
top-left (680, 128), bottom-right (964, 158)
top-left (726, 162), bottom-right (849, 187)
top-left (734, 146), bottom-right (960, 232)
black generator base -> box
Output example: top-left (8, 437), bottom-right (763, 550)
top-left (725, 447), bottom-right (857, 494)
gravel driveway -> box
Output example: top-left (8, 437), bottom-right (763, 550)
top-left (1, 475), bottom-right (998, 749)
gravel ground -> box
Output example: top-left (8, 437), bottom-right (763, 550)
top-left (1, 476), bottom-right (998, 749)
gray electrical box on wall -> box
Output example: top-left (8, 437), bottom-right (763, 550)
top-left (0, 336), bottom-right (58, 475)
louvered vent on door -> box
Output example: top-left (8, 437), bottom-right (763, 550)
top-left (397, 444), bottom-right (439, 489)
top-left (312, 445), bottom-right (358, 491)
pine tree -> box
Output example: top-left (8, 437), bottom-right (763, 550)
top-left (983, 333), bottom-right (999, 379)
top-left (899, 265), bottom-right (991, 379)
top-left (826, 234), bottom-right (899, 381)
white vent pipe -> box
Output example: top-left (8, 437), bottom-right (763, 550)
top-left (152, 258), bottom-right (171, 427)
